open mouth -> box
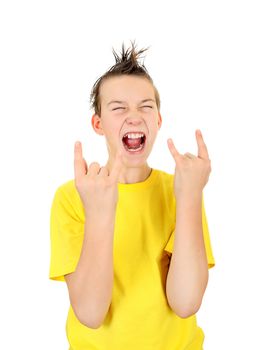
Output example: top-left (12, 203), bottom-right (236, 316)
top-left (122, 132), bottom-right (146, 153)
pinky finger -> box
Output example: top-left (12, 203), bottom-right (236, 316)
top-left (167, 138), bottom-right (182, 161)
top-left (74, 141), bottom-right (86, 179)
top-left (83, 158), bottom-right (88, 173)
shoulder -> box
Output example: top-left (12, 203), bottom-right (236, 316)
top-left (154, 169), bottom-right (174, 188)
top-left (155, 169), bottom-right (174, 180)
top-left (52, 179), bottom-right (85, 221)
top-left (152, 169), bottom-right (176, 216)
top-left (153, 169), bottom-right (175, 200)
top-left (53, 178), bottom-right (75, 199)
top-left (56, 178), bottom-right (77, 196)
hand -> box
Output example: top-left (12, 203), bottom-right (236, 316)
top-left (167, 129), bottom-right (211, 198)
top-left (74, 141), bottom-right (123, 216)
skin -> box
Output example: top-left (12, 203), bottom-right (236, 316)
top-left (167, 130), bottom-right (211, 198)
top-left (73, 75), bottom-right (212, 320)
top-left (166, 130), bottom-right (212, 317)
top-left (90, 75), bottom-right (162, 184)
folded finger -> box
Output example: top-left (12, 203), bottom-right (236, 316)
top-left (98, 166), bottom-right (109, 176)
top-left (87, 162), bottom-right (101, 177)
top-left (184, 152), bottom-right (196, 159)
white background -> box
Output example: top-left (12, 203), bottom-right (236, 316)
top-left (1, 0), bottom-right (267, 349)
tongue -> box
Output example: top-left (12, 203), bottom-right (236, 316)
top-left (124, 137), bottom-right (142, 149)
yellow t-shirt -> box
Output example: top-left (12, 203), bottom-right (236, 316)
top-left (49, 168), bottom-right (215, 350)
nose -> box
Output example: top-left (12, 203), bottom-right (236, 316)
top-left (126, 116), bottom-right (143, 125)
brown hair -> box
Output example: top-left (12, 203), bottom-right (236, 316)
top-left (89, 40), bottom-right (161, 116)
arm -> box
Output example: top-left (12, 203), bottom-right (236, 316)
top-left (65, 141), bottom-right (123, 329)
top-left (166, 192), bottom-right (209, 318)
top-left (166, 129), bottom-right (212, 318)
top-left (65, 214), bottom-right (115, 329)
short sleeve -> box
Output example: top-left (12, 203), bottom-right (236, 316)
top-left (164, 194), bottom-right (215, 269)
top-left (49, 183), bottom-right (85, 282)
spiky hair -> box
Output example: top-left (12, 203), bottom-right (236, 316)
top-left (89, 40), bottom-right (160, 116)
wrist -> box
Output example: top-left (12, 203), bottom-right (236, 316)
top-left (84, 214), bottom-right (116, 236)
top-left (85, 208), bottom-right (116, 223)
top-left (176, 187), bottom-right (202, 197)
top-left (175, 190), bottom-right (202, 205)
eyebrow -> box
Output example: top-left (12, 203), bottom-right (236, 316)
top-left (107, 99), bottom-right (156, 106)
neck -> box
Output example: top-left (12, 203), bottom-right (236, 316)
top-left (105, 158), bottom-right (152, 184)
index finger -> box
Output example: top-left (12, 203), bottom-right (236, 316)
top-left (74, 141), bottom-right (87, 179)
top-left (196, 129), bottom-right (210, 159)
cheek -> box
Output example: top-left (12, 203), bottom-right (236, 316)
top-left (104, 125), bottom-right (121, 145)
top-left (149, 119), bottom-right (161, 133)
top-left (102, 119), bottom-right (117, 134)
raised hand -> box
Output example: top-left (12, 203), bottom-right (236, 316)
top-left (167, 129), bottom-right (211, 198)
top-left (74, 141), bottom-right (123, 217)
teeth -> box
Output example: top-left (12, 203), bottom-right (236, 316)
top-left (124, 132), bottom-right (144, 139)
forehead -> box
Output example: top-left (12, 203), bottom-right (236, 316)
top-left (100, 75), bottom-right (155, 104)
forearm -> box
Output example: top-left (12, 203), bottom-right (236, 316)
top-left (166, 192), bottom-right (208, 318)
top-left (70, 214), bottom-right (115, 328)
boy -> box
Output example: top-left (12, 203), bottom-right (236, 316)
top-left (49, 41), bottom-right (215, 350)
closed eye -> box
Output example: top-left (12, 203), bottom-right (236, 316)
top-left (112, 106), bottom-right (153, 111)
top-left (112, 107), bottom-right (125, 111)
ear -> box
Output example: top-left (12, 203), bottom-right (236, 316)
top-left (91, 114), bottom-right (104, 135)
top-left (158, 112), bottom-right (162, 129)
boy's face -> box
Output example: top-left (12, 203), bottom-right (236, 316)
top-left (91, 75), bottom-right (162, 167)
